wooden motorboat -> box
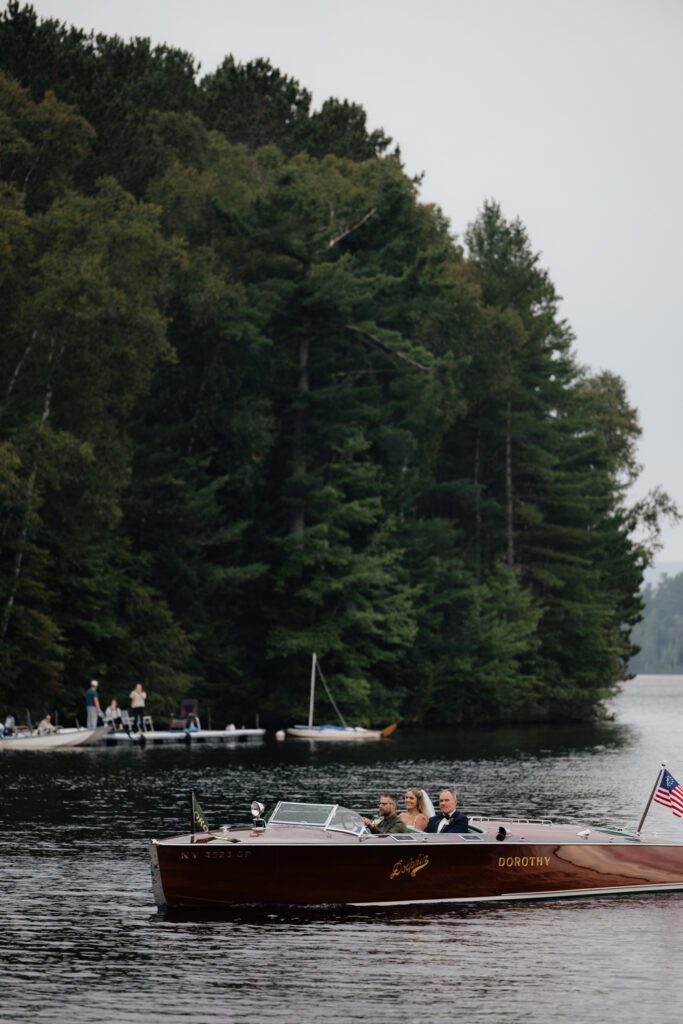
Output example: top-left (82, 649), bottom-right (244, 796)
top-left (149, 798), bottom-right (683, 908)
top-left (0, 726), bottom-right (108, 751)
top-left (285, 654), bottom-right (396, 741)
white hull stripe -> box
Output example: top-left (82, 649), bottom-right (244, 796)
top-left (346, 882), bottom-right (683, 906)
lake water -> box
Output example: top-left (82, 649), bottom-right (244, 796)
top-left (2, 674), bottom-right (683, 1023)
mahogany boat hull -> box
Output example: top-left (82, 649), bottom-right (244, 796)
top-left (150, 822), bottom-right (683, 908)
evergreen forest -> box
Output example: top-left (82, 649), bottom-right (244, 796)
top-left (0, 3), bottom-right (675, 729)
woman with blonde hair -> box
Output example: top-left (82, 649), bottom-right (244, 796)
top-left (399, 787), bottom-right (431, 831)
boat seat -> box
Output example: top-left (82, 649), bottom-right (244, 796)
top-left (142, 714), bottom-right (154, 732)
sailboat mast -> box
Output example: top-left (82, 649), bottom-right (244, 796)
top-left (307, 653), bottom-right (316, 728)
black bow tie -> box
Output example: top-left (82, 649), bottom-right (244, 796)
top-left (440, 812), bottom-right (451, 820)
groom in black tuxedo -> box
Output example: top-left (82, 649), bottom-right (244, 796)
top-left (425, 788), bottom-right (469, 833)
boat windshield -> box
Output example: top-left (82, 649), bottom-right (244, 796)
top-left (267, 801), bottom-right (367, 836)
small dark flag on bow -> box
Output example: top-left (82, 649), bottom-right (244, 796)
top-left (190, 790), bottom-right (210, 834)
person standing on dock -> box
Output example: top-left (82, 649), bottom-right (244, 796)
top-left (129, 683), bottom-right (147, 732)
top-left (85, 680), bottom-right (102, 729)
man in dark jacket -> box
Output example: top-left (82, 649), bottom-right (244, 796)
top-left (424, 788), bottom-right (469, 833)
top-left (362, 793), bottom-right (410, 834)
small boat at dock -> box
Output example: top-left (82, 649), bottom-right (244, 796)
top-left (285, 654), bottom-right (396, 741)
top-left (0, 726), bottom-right (108, 751)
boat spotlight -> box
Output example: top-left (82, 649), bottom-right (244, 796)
top-left (250, 800), bottom-right (266, 830)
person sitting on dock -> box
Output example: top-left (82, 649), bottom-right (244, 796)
top-left (362, 794), bottom-right (410, 834)
top-left (183, 701), bottom-right (200, 730)
top-left (37, 713), bottom-right (56, 734)
top-left (104, 699), bottom-right (124, 731)
top-left (424, 788), bottom-right (469, 834)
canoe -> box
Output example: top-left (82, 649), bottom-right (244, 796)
top-left (149, 798), bottom-right (683, 908)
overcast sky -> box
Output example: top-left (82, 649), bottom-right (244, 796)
top-left (25, 0), bottom-right (683, 562)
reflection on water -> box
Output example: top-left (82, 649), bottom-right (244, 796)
top-left (2, 675), bottom-right (683, 1022)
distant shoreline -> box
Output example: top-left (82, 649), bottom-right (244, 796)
top-left (643, 562), bottom-right (683, 587)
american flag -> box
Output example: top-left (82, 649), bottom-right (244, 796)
top-left (654, 770), bottom-right (683, 818)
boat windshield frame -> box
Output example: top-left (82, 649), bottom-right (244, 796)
top-left (267, 801), bottom-right (367, 836)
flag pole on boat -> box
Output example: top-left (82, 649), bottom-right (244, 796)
top-left (637, 762), bottom-right (666, 835)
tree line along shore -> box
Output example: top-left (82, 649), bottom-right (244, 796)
top-left (631, 573), bottom-right (683, 675)
top-left (0, 3), bottom-right (675, 728)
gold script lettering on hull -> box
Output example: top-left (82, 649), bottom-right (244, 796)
top-left (389, 854), bottom-right (430, 879)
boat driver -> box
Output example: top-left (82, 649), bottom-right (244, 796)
top-left (362, 793), bottom-right (410, 834)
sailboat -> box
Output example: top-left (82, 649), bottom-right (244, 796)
top-left (285, 654), bottom-right (397, 741)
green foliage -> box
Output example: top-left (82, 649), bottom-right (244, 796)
top-left (0, 70), bottom-right (190, 721)
top-left (0, 2), bottom-right (200, 195)
top-left (199, 56), bottom-right (312, 152)
top-left (0, 70), bottom-right (94, 210)
top-left (0, 5), bottom-right (672, 728)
